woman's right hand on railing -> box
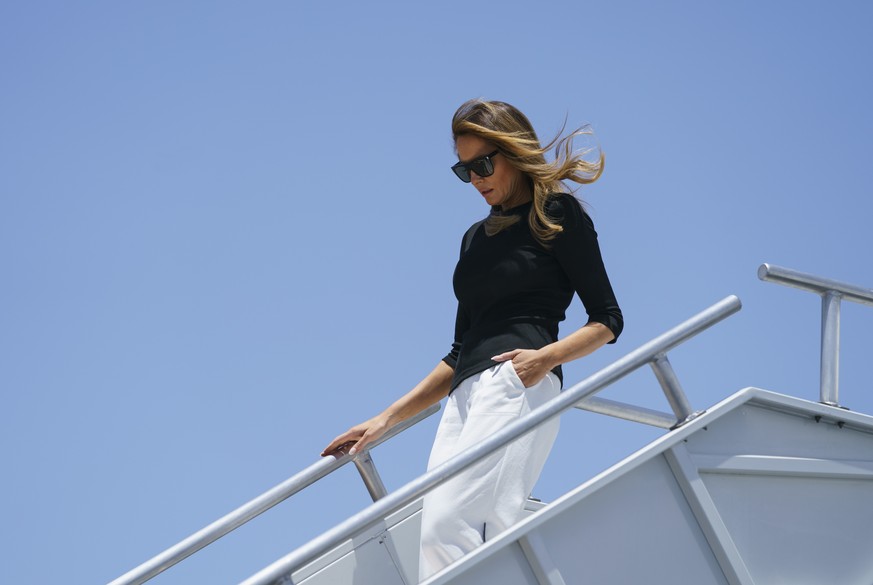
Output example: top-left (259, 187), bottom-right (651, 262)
top-left (321, 413), bottom-right (392, 457)
top-left (320, 360), bottom-right (454, 458)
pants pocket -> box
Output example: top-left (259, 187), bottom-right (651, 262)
top-left (504, 360), bottom-right (528, 389)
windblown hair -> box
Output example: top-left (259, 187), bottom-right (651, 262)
top-left (451, 98), bottom-right (604, 244)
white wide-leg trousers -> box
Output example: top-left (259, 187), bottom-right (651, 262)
top-left (418, 361), bottom-right (561, 581)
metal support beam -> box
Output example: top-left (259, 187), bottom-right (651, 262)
top-left (691, 454), bottom-right (873, 480)
top-left (664, 444), bottom-right (755, 585)
top-left (575, 396), bottom-right (676, 429)
top-left (354, 451), bottom-right (389, 501)
top-left (518, 530), bottom-right (567, 585)
top-left (650, 353), bottom-right (699, 425)
top-left (820, 291), bottom-right (842, 407)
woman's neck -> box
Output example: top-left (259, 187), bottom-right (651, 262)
top-left (499, 184), bottom-right (533, 211)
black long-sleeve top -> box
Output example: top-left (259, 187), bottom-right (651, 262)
top-left (442, 193), bottom-right (623, 392)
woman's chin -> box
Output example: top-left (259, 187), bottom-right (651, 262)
top-left (481, 191), bottom-right (500, 206)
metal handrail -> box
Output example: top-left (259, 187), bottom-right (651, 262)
top-left (758, 263), bottom-right (873, 406)
top-left (109, 404), bottom-right (440, 585)
top-left (240, 295), bottom-right (742, 585)
top-left (758, 263), bottom-right (873, 307)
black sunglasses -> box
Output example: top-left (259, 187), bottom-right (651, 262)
top-left (450, 150), bottom-right (500, 183)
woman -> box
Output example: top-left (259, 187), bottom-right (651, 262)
top-left (322, 99), bottom-right (623, 580)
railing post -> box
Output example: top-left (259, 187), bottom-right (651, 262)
top-left (650, 353), bottom-right (698, 425)
top-left (757, 263), bottom-right (873, 408)
top-left (820, 291), bottom-right (842, 407)
top-left (353, 452), bottom-right (389, 501)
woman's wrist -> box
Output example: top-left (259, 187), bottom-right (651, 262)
top-left (539, 344), bottom-right (562, 371)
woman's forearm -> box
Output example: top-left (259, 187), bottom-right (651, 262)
top-left (381, 360), bottom-right (454, 425)
top-left (322, 360), bottom-right (454, 456)
top-left (541, 321), bottom-right (615, 370)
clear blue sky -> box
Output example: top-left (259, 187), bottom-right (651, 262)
top-left (3, 2), bottom-right (873, 584)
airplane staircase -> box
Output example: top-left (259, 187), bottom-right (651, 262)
top-left (109, 264), bottom-right (873, 585)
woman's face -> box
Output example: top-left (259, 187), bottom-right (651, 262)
top-left (455, 134), bottom-right (529, 209)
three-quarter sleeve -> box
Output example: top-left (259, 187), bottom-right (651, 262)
top-left (549, 194), bottom-right (624, 342)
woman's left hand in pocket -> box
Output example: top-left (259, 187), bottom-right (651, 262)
top-left (491, 348), bottom-right (554, 388)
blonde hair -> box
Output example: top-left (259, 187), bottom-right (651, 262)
top-left (451, 99), bottom-right (604, 244)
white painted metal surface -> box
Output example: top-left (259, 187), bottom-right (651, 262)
top-left (420, 388), bottom-right (873, 585)
top-left (292, 499), bottom-right (422, 585)
top-left (292, 499), bottom-right (548, 585)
